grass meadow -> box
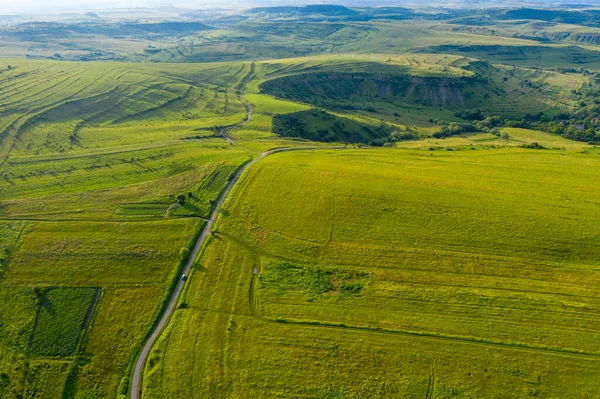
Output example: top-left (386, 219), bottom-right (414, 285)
top-left (22, 360), bottom-right (74, 399)
top-left (1, 45), bottom-right (600, 398)
top-left (144, 145), bottom-right (600, 398)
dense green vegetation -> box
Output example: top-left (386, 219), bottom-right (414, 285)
top-left (259, 261), bottom-right (369, 298)
top-left (273, 109), bottom-right (393, 144)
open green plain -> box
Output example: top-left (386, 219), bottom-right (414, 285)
top-left (3, 6), bottom-right (600, 398)
top-left (144, 146), bottom-right (600, 399)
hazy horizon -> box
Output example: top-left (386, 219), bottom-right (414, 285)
top-left (0, 0), bottom-right (255, 14)
top-left (4, 0), bottom-right (600, 15)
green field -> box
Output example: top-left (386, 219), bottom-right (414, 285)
top-left (144, 146), bottom-right (600, 398)
top-left (2, 5), bottom-right (600, 398)
top-left (23, 360), bottom-right (74, 399)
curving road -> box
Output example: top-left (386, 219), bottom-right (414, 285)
top-left (130, 115), bottom-right (345, 398)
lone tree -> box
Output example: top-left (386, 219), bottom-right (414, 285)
top-left (176, 193), bottom-right (186, 205)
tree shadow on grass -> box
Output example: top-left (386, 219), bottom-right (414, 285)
top-left (172, 201), bottom-right (204, 217)
top-left (35, 288), bottom-right (56, 316)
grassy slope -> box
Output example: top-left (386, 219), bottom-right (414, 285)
top-left (0, 59), bottom-right (264, 398)
top-left (272, 109), bottom-right (393, 143)
top-left (145, 144), bottom-right (600, 398)
top-left (254, 55), bottom-right (585, 135)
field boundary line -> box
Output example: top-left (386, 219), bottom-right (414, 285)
top-left (0, 216), bottom-right (210, 222)
top-left (254, 315), bottom-right (600, 359)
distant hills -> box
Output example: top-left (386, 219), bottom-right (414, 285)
top-left (248, 5), bottom-right (358, 15)
top-left (499, 8), bottom-right (600, 26)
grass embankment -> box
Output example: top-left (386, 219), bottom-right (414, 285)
top-left (273, 109), bottom-right (393, 143)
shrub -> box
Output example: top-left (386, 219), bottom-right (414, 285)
top-left (179, 248), bottom-right (190, 258)
top-left (521, 142), bottom-right (545, 149)
top-left (340, 282), bottom-right (364, 294)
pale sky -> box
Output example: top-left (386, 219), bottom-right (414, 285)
top-left (0, 0), bottom-right (188, 13)
top-left (0, 0), bottom-right (581, 15)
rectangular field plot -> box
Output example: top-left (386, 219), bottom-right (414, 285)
top-left (5, 219), bottom-right (201, 286)
top-left (30, 287), bottom-right (98, 357)
top-left (78, 287), bottom-right (166, 398)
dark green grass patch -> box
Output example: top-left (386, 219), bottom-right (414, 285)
top-left (259, 261), bottom-right (369, 299)
top-left (272, 109), bottom-right (392, 144)
top-left (30, 288), bottom-right (97, 357)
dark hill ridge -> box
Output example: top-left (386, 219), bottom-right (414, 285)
top-left (4, 21), bottom-right (213, 41)
top-left (416, 44), bottom-right (600, 65)
top-left (499, 8), bottom-right (600, 27)
top-left (127, 22), bottom-right (213, 34)
top-left (260, 72), bottom-right (481, 108)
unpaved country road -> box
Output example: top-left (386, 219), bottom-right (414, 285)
top-left (130, 142), bottom-right (346, 399)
